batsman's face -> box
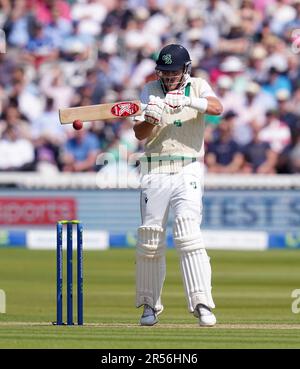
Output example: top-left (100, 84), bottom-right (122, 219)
top-left (157, 69), bottom-right (184, 91)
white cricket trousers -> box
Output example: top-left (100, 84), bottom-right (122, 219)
top-left (136, 161), bottom-right (215, 314)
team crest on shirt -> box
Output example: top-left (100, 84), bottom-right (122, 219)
top-left (173, 119), bottom-right (182, 127)
top-left (190, 182), bottom-right (197, 189)
top-left (162, 54), bottom-right (172, 64)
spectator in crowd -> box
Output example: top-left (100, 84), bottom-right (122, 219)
top-left (0, 102), bottom-right (31, 139)
top-left (219, 56), bottom-right (248, 93)
top-left (234, 81), bottom-right (276, 145)
top-left (44, 4), bottom-right (73, 47)
top-left (71, 0), bottom-right (107, 36)
top-left (34, 135), bottom-right (61, 173)
top-left (247, 45), bottom-right (269, 84)
top-left (267, 0), bottom-right (297, 35)
top-left (241, 120), bottom-right (278, 174)
top-left (215, 75), bottom-right (242, 113)
top-left (8, 66), bottom-right (44, 122)
top-left (60, 19), bottom-right (94, 63)
top-left (36, 89), bottom-right (65, 176)
top-left (23, 20), bottom-right (59, 69)
top-left (219, 109), bottom-right (248, 146)
top-left (201, 0), bottom-right (238, 37)
top-left (39, 66), bottom-right (74, 110)
top-left (286, 54), bottom-right (300, 91)
top-left (61, 128), bottom-right (99, 172)
top-left (0, 53), bottom-right (16, 88)
top-left (198, 43), bottom-right (221, 76)
top-left (286, 0), bottom-right (300, 30)
top-left (262, 66), bottom-right (292, 98)
top-left (239, 0), bottom-right (263, 36)
top-left (276, 89), bottom-right (300, 137)
top-left (31, 97), bottom-right (65, 139)
top-left (206, 117), bottom-right (244, 173)
top-left (259, 109), bottom-right (291, 154)
top-left (0, 125), bottom-right (35, 171)
top-left (27, 0), bottom-right (71, 26)
top-left (3, 0), bottom-right (31, 48)
top-left (277, 131), bottom-right (300, 173)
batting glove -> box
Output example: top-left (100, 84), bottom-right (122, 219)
top-left (144, 95), bottom-right (165, 126)
top-left (164, 90), bottom-right (191, 114)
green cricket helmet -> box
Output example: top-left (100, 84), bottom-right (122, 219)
top-left (155, 44), bottom-right (192, 92)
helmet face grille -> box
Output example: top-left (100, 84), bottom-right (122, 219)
top-left (156, 44), bottom-right (191, 72)
top-left (156, 69), bottom-right (185, 92)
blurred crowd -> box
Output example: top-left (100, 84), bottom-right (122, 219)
top-left (0, 0), bottom-right (299, 174)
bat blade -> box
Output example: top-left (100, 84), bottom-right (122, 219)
top-left (59, 100), bottom-right (143, 124)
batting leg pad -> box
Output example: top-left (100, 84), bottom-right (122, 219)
top-left (136, 226), bottom-right (166, 313)
top-left (173, 216), bottom-right (215, 312)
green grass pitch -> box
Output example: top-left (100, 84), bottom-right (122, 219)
top-left (0, 248), bottom-right (299, 348)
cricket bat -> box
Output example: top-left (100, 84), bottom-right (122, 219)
top-left (59, 100), bottom-right (146, 124)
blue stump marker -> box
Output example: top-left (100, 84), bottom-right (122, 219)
top-left (56, 220), bottom-right (83, 325)
top-left (77, 223), bottom-right (83, 325)
top-left (66, 222), bottom-right (73, 325)
top-left (56, 222), bottom-right (63, 325)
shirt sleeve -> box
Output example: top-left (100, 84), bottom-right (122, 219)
top-left (199, 79), bottom-right (218, 98)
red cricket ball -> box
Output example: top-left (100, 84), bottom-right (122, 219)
top-left (73, 119), bottom-right (83, 130)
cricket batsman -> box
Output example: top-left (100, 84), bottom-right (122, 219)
top-left (133, 44), bottom-right (223, 327)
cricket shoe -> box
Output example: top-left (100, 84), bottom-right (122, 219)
top-left (194, 304), bottom-right (216, 327)
top-left (140, 304), bottom-right (159, 326)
